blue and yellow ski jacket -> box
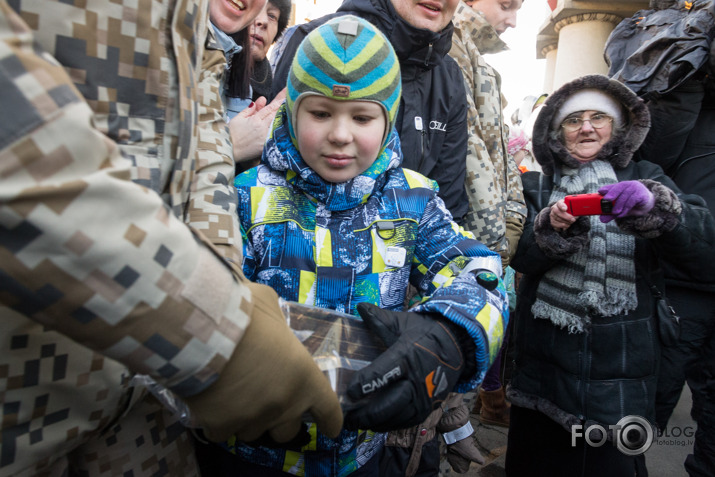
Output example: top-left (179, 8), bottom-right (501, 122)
top-left (228, 106), bottom-right (507, 476)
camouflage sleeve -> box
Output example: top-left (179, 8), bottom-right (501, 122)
top-left (452, 36), bottom-right (501, 247)
top-left (451, 28), bottom-right (527, 264)
top-left (0, 3), bottom-right (252, 398)
top-left (189, 45), bottom-right (242, 264)
top-left (504, 142), bottom-right (526, 264)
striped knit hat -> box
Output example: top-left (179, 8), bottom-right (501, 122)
top-left (286, 15), bottom-right (402, 146)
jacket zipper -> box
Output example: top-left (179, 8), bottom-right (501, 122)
top-left (424, 42), bottom-right (433, 67)
top-left (415, 116), bottom-right (427, 172)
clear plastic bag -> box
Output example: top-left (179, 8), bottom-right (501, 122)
top-left (131, 300), bottom-right (384, 427)
top-left (279, 300), bottom-right (386, 404)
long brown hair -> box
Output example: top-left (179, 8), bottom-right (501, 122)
top-left (226, 27), bottom-right (253, 99)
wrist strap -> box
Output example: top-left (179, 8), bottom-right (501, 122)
top-left (442, 421), bottom-right (474, 445)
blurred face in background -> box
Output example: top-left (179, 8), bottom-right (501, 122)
top-left (249, 2), bottom-right (281, 62)
top-left (390, 0), bottom-right (460, 32)
top-left (210, 0), bottom-right (267, 34)
top-left (466, 0), bottom-right (522, 35)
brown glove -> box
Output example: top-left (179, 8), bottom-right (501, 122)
top-left (185, 282), bottom-right (343, 443)
top-left (446, 436), bottom-right (485, 473)
top-left (438, 395), bottom-right (484, 473)
top-left (501, 216), bottom-right (524, 269)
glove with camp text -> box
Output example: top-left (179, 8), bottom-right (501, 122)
top-left (343, 303), bottom-right (472, 432)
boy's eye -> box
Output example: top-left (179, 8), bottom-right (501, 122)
top-left (268, 13), bottom-right (278, 22)
top-left (310, 111), bottom-right (330, 119)
top-left (354, 115), bottom-right (373, 124)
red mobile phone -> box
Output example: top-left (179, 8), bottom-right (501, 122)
top-left (564, 193), bottom-right (614, 216)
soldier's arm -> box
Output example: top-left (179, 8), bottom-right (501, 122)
top-left (188, 45), bottom-right (243, 264)
top-left (0, 2), bottom-right (251, 399)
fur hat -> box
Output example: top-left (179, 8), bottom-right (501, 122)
top-left (551, 89), bottom-right (625, 130)
top-left (286, 15), bottom-right (402, 145)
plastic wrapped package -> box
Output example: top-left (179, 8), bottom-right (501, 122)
top-left (279, 300), bottom-right (386, 405)
top-left (132, 300), bottom-right (385, 427)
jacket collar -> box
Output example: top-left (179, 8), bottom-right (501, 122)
top-left (209, 22), bottom-right (242, 59)
top-left (453, 2), bottom-right (508, 55)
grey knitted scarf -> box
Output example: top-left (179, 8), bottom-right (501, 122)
top-left (532, 159), bottom-right (637, 333)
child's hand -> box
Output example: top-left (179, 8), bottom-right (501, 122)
top-left (342, 304), bottom-right (466, 432)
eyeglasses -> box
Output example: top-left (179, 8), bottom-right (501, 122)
top-left (560, 113), bottom-right (613, 132)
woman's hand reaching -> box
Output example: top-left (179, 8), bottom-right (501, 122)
top-left (229, 88), bottom-right (287, 163)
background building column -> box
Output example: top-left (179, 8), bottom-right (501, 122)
top-left (540, 43), bottom-right (558, 94)
top-left (552, 13), bottom-right (622, 88)
top-left (535, 0), bottom-right (649, 93)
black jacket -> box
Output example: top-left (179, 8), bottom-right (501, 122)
top-left (270, 0), bottom-right (469, 223)
top-left (508, 75), bottom-right (715, 432)
top-left (606, 1), bottom-right (715, 290)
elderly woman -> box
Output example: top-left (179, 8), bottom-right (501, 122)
top-left (505, 75), bottom-right (715, 476)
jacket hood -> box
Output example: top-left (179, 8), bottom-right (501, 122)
top-left (532, 75), bottom-right (650, 176)
top-left (338, 0), bottom-right (454, 71)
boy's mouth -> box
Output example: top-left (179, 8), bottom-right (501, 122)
top-left (324, 154), bottom-right (353, 167)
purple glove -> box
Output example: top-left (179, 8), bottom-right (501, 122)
top-left (598, 181), bottom-right (655, 223)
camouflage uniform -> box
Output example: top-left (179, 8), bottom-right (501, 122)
top-left (450, 1), bottom-right (527, 267)
top-left (0, 1), bottom-right (254, 475)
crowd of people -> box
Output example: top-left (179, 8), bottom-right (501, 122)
top-left (1, 1), bottom-right (713, 477)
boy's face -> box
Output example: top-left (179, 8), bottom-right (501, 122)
top-left (296, 96), bottom-right (387, 184)
top-left (390, 0), bottom-right (460, 33)
top-left (466, 0), bottom-right (522, 35)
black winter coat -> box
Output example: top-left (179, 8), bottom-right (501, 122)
top-left (511, 163), bottom-right (715, 432)
top-left (270, 0), bottom-right (469, 223)
top-left (508, 75), bottom-right (715, 433)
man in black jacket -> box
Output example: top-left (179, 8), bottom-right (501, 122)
top-left (271, 0), bottom-right (469, 225)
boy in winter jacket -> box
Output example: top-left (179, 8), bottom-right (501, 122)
top-left (216, 16), bottom-right (509, 477)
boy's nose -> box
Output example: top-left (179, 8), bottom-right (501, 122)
top-left (329, 120), bottom-right (352, 144)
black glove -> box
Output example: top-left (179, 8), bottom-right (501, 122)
top-left (343, 303), bottom-right (472, 432)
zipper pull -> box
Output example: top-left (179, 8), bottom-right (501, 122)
top-left (424, 42), bottom-right (433, 67)
top-left (414, 116), bottom-right (423, 131)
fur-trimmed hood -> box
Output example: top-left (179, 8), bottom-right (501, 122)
top-left (532, 75), bottom-right (650, 176)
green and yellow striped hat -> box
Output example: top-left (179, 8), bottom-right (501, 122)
top-left (286, 15), bottom-right (402, 145)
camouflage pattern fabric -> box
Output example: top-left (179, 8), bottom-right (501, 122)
top-left (450, 2), bottom-right (527, 266)
top-left (0, 1), bottom-right (254, 474)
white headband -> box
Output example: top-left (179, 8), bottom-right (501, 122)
top-left (552, 89), bottom-right (624, 130)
